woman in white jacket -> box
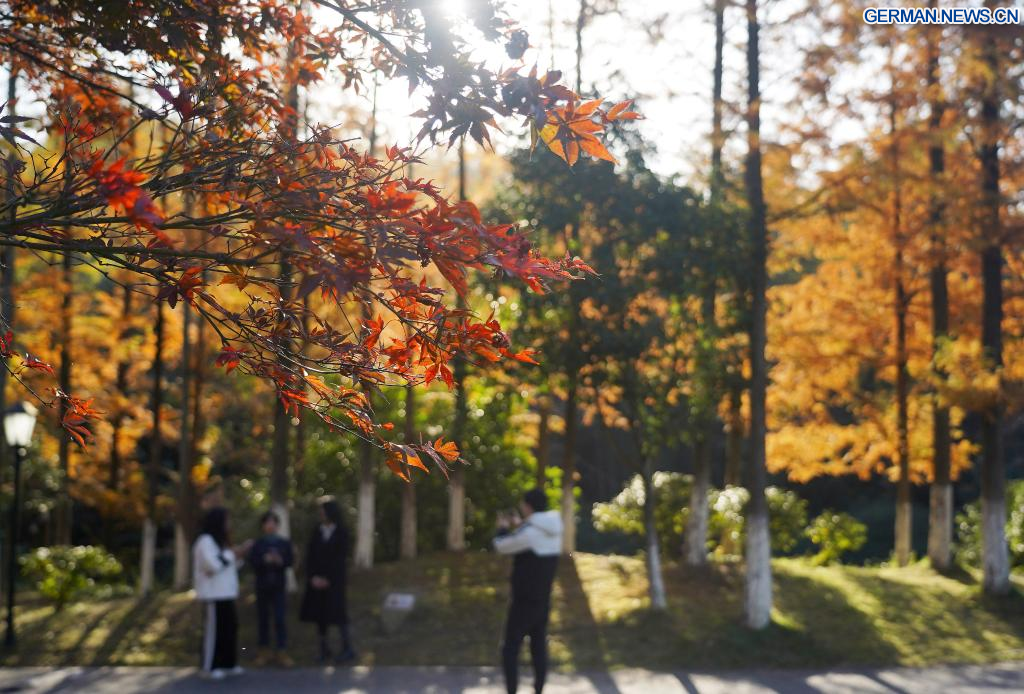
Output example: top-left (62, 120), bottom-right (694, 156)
top-left (193, 507), bottom-right (251, 679)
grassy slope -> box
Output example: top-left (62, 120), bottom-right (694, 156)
top-left (1, 553), bottom-right (1022, 669)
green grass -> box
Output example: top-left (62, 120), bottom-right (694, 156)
top-left (1, 553), bottom-right (1023, 669)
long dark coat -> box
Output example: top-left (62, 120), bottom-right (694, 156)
top-left (298, 524), bottom-right (350, 625)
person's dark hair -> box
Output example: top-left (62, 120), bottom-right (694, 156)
top-left (200, 507), bottom-right (230, 548)
top-left (260, 510), bottom-right (280, 527)
top-left (523, 488), bottom-right (548, 513)
top-left (319, 496), bottom-right (342, 526)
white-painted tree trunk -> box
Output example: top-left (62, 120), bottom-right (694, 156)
top-left (271, 501), bottom-right (298, 592)
top-left (894, 492), bottom-right (912, 567)
top-left (685, 446), bottom-right (710, 567)
top-left (927, 482), bottom-right (952, 571)
top-left (354, 473), bottom-right (376, 569)
top-left (982, 492), bottom-right (1010, 594)
top-left (744, 508), bottom-right (772, 629)
top-left (139, 518), bottom-right (157, 595)
top-left (642, 464), bottom-right (667, 610)
top-left (646, 533), bottom-right (667, 611)
top-left (446, 467), bottom-right (465, 552)
top-left (173, 523), bottom-right (189, 590)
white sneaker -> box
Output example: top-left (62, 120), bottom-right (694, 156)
top-left (201, 669), bottom-right (227, 680)
top-left (227, 666), bottom-right (245, 676)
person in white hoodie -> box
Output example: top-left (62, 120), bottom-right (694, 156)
top-left (493, 488), bottom-right (563, 694)
top-left (193, 507), bottom-right (251, 680)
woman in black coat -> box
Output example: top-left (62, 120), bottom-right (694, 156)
top-left (299, 496), bottom-right (356, 663)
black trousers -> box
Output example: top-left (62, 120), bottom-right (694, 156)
top-left (501, 599), bottom-right (550, 694)
top-left (256, 587), bottom-right (287, 649)
top-left (201, 599), bottom-right (238, 672)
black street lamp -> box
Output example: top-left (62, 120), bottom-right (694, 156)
top-left (4, 402), bottom-right (37, 650)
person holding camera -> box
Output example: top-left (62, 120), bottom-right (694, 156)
top-left (493, 488), bottom-right (563, 694)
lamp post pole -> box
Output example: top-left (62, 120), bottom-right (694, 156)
top-left (4, 445), bottom-right (23, 649)
top-left (4, 444), bottom-right (22, 649)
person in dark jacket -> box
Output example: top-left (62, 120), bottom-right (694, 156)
top-left (493, 488), bottom-right (563, 694)
top-left (299, 496), bottom-right (356, 664)
top-left (248, 510), bottom-right (294, 662)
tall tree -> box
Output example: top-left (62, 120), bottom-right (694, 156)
top-left (173, 300), bottom-right (193, 588)
top-left (889, 86), bottom-right (913, 568)
top-left (743, 0), bottom-right (772, 630)
top-left (108, 282), bottom-right (132, 491)
top-left (139, 302), bottom-right (164, 596)
top-left (355, 78), bottom-right (380, 568)
top-left (685, 0), bottom-right (727, 568)
top-left (447, 139), bottom-right (469, 552)
top-left (53, 251), bottom-right (74, 544)
top-left (925, 10), bottom-right (952, 571)
top-left (976, 9), bottom-right (1010, 595)
top-left (0, 69), bottom-right (16, 563)
top-left (559, 0), bottom-right (589, 556)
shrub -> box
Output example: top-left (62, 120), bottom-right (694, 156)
top-left (768, 487), bottom-right (809, 554)
top-left (21, 545), bottom-right (123, 611)
top-left (955, 480), bottom-right (1024, 568)
top-left (708, 486), bottom-right (807, 557)
top-left (592, 472), bottom-right (693, 553)
top-left (593, 475), bottom-right (807, 557)
top-left (806, 511), bottom-right (867, 565)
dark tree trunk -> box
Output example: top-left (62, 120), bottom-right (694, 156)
top-left (925, 12), bottom-right (952, 571)
top-left (710, 0), bottom-right (726, 201)
top-left (561, 370), bottom-right (579, 554)
top-left (724, 384), bottom-right (744, 487)
top-left (400, 386), bottom-right (417, 560)
top-left (891, 100), bottom-right (912, 568)
top-left (0, 69), bottom-right (18, 499)
top-left (109, 284), bottom-right (132, 491)
top-left (536, 394), bottom-right (550, 489)
top-left (978, 17), bottom-right (1008, 593)
top-left (55, 251), bottom-right (73, 545)
top-left (140, 302), bottom-right (164, 595)
top-left (271, 259), bottom-right (293, 541)
top-left (743, 0), bottom-right (771, 630)
top-left (173, 298), bottom-right (193, 589)
top-left (688, 0), bottom-right (726, 568)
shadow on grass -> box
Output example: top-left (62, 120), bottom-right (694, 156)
top-left (849, 571), bottom-right (1024, 664)
top-left (549, 557), bottom-right (615, 680)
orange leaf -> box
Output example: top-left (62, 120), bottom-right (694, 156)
top-left (432, 437), bottom-right (460, 463)
top-left (579, 137), bottom-right (617, 164)
top-left (385, 452), bottom-right (411, 482)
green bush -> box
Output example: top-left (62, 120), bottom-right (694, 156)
top-left (768, 487), bottom-right (809, 553)
top-left (805, 511), bottom-right (867, 565)
top-left (708, 486), bottom-right (808, 557)
top-left (956, 480), bottom-right (1024, 568)
top-left (592, 472), bottom-right (693, 552)
top-left (593, 474), bottom-right (807, 558)
top-left (21, 545), bottom-right (123, 611)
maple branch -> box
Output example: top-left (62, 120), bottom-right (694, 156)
top-left (0, 237), bottom-right (263, 266)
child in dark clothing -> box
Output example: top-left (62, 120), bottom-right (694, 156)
top-left (248, 510), bottom-right (294, 664)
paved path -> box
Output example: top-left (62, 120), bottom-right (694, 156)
top-left (0, 664), bottom-right (1021, 693)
